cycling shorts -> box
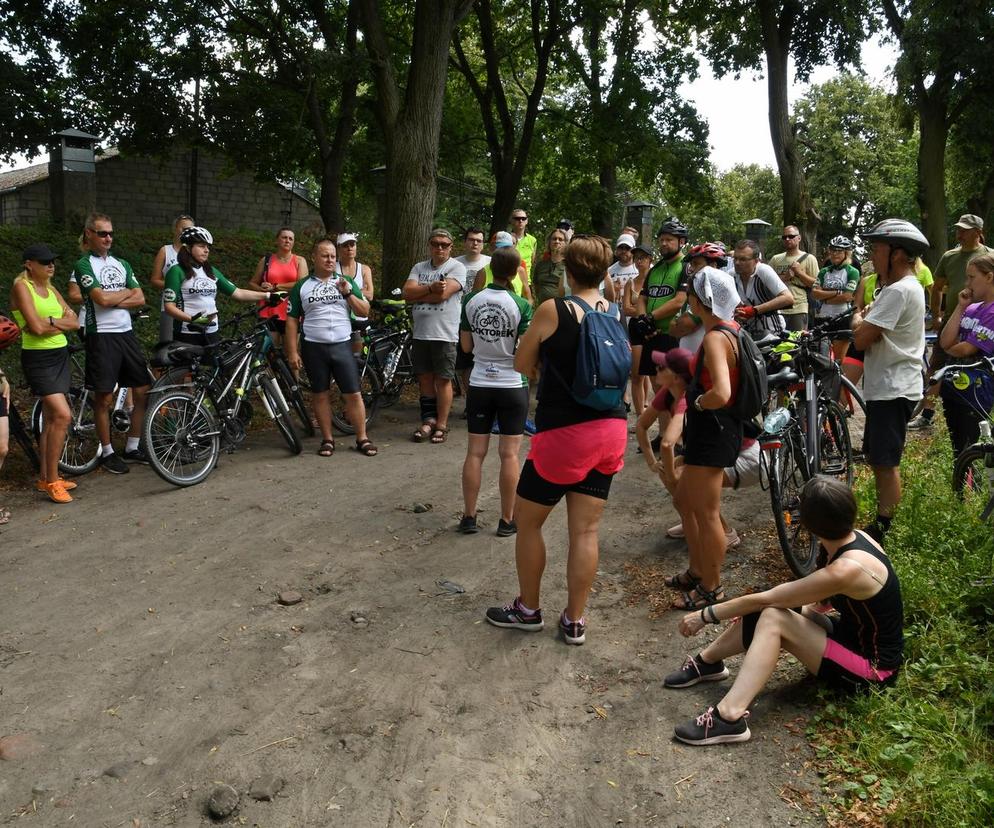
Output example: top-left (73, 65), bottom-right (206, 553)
top-left (84, 331), bottom-right (149, 392)
top-left (465, 385), bottom-right (529, 435)
top-left (301, 339), bottom-right (360, 394)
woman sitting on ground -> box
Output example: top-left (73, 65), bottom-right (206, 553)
top-left (664, 475), bottom-right (904, 746)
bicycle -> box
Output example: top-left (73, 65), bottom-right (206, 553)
top-left (6, 394), bottom-right (41, 472)
top-left (143, 314), bottom-right (302, 487)
top-left (932, 355), bottom-right (994, 521)
top-left (757, 321), bottom-right (855, 577)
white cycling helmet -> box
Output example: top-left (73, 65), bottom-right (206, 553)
top-left (828, 235), bottom-right (853, 250)
top-left (860, 219), bottom-right (929, 257)
top-left (180, 226), bottom-right (214, 246)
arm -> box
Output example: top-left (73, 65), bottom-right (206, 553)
top-left (622, 281), bottom-right (640, 317)
top-left (602, 277), bottom-right (616, 302)
top-left (669, 312), bottom-right (699, 338)
top-left (514, 298), bottom-right (559, 380)
top-left (87, 286), bottom-right (145, 308)
top-left (337, 277), bottom-right (371, 317)
top-left (649, 290), bottom-right (688, 321)
top-left (852, 315), bottom-right (884, 351)
top-left (232, 287), bottom-right (270, 303)
top-left (812, 285), bottom-right (854, 303)
top-left (67, 280), bottom-right (82, 305)
top-left (658, 408), bottom-right (685, 490)
top-left (150, 247), bottom-right (167, 290)
top-left (284, 316), bottom-right (302, 371)
top-left (518, 266), bottom-right (532, 301)
top-left (459, 329), bottom-right (474, 354)
top-left (297, 255), bottom-right (309, 281)
top-left (693, 332), bottom-right (733, 409)
top-left (929, 277), bottom-right (947, 329)
top-left (402, 276), bottom-right (434, 303)
top-left (790, 256), bottom-right (818, 288)
top-left (11, 281), bottom-right (69, 336)
top-left (360, 264), bottom-right (374, 301)
top-left (635, 403), bottom-right (663, 466)
top-left (938, 290), bottom-right (971, 351)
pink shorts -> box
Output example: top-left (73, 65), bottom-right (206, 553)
top-left (528, 419), bottom-right (627, 485)
top-left (821, 638), bottom-right (897, 683)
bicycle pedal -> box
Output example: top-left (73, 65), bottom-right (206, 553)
top-left (821, 461), bottom-right (844, 474)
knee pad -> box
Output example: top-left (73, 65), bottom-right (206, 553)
top-left (420, 395), bottom-right (437, 423)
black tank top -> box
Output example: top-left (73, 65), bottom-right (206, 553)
top-left (827, 531), bottom-right (904, 670)
top-left (536, 297), bottom-right (627, 431)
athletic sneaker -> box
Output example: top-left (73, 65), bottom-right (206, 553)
top-left (457, 515), bottom-right (479, 534)
top-left (36, 478), bottom-right (77, 492)
top-left (496, 518), bottom-right (517, 537)
top-left (123, 447), bottom-right (149, 464)
top-left (907, 413), bottom-right (933, 430)
top-left (666, 522), bottom-right (685, 538)
top-left (523, 419), bottom-right (537, 436)
top-left (485, 598), bottom-right (544, 631)
top-left (559, 612), bottom-right (586, 645)
top-left (45, 480), bottom-right (73, 504)
top-left (100, 452), bottom-right (129, 474)
top-left (663, 654), bottom-right (730, 688)
top-left (674, 706), bottom-right (750, 746)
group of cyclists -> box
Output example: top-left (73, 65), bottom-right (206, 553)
top-left (2, 205), bottom-right (992, 747)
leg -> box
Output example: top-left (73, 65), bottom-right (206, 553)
top-left (311, 390), bottom-right (333, 443)
top-left (462, 433), bottom-right (490, 518)
top-left (93, 391), bottom-right (114, 448)
top-left (497, 435), bottom-right (523, 522)
top-left (128, 384), bottom-right (149, 440)
top-left (515, 496), bottom-right (555, 609)
top-left (414, 372), bottom-right (437, 439)
top-left (41, 393), bottom-right (71, 486)
top-left (563, 490), bottom-right (607, 622)
top-left (630, 344), bottom-right (645, 413)
top-left (716, 608), bottom-right (827, 720)
top-left (679, 465), bottom-right (726, 595)
top-left (872, 465), bottom-right (902, 518)
top-left (344, 392), bottom-right (368, 443)
top-left (434, 377), bottom-right (453, 432)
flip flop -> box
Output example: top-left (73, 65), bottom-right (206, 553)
top-left (0, 506), bottom-right (10, 525)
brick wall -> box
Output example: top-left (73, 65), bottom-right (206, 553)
top-left (4, 148), bottom-right (323, 233)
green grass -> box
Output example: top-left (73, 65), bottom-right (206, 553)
top-left (810, 424), bottom-right (994, 826)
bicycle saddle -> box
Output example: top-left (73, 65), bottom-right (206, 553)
top-left (767, 366), bottom-right (801, 387)
top-left (151, 341), bottom-right (208, 368)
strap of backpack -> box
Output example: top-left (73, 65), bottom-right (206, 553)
top-left (712, 322), bottom-right (740, 365)
top-left (262, 253), bottom-right (272, 282)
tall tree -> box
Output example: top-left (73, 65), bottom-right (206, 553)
top-left (880, 0), bottom-right (994, 265)
top-left (357, 0), bottom-right (475, 288)
top-left (450, 0), bottom-right (563, 236)
top-left (676, 0), bottom-right (870, 252)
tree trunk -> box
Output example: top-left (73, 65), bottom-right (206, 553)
top-left (916, 97), bottom-right (950, 269)
top-left (358, 0), bottom-right (474, 289)
top-left (965, 163), bottom-right (994, 239)
top-left (592, 161), bottom-right (617, 237)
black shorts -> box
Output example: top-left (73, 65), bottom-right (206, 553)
top-left (265, 318), bottom-right (287, 335)
top-left (412, 339), bottom-right (457, 380)
top-left (22, 347), bottom-right (71, 397)
top-left (638, 333), bottom-right (679, 376)
top-left (628, 317), bottom-right (647, 347)
top-left (301, 339), bottom-right (360, 394)
top-left (516, 458), bottom-right (614, 506)
top-left (863, 398), bottom-right (915, 468)
top-left (683, 404), bottom-right (742, 468)
top-left (84, 331), bottom-right (150, 392)
top-left (466, 385), bottom-right (529, 435)
top-left (455, 346), bottom-right (474, 371)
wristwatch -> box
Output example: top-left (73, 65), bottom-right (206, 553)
top-left (694, 395), bottom-right (705, 412)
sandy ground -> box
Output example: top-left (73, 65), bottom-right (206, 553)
top-left (0, 403), bottom-right (824, 827)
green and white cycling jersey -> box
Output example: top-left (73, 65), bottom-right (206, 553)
top-left (460, 283), bottom-right (533, 388)
top-left (287, 272), bottom-right (363, 344)
top-left (163, 264), bottom-right (237, 335)
top-left (814, 263), bottom-right (859, 319)
top-left (74, 253), bottom-right (140, 334)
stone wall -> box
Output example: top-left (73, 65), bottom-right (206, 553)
top-left (3, 149), bottom-right (323, 233)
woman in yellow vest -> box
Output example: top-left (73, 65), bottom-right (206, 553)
top-left (10, 244), bottom-right (79, 503)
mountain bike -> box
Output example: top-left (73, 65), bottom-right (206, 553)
top-left (933, 355), bottom-right (994, 521)
top-left (6, 396), bottom-right (41, 471)
top-left (143, 315), bottom-right (302, 487)
top-left (757, 322), bottom-right (855, 577)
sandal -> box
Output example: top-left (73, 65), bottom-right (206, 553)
top-left (317, 439), bottom-right (335, 457)
top-left (412, 420), bottom-right (435, 443)
top-left (354, 439), bottom-right (378, 457)
top-left (0, 506), bottom-right (10, 526)
top-left (663, 569), bottom-right (700, 590)
top-left (671, 584), bottom-right (725, 611)
top-left (430, 426), bottom-right (449, 444)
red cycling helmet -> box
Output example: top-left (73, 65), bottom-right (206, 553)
top-left (0, 315), bottom-right (21, 350)
top-left (686, 242), bottom-right (726, 262)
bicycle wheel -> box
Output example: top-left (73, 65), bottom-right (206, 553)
top-left (271, 353), bottom-right (314, 437)
top-left (143, 391), bottom-right (220, 487)
top-left (817, 401), bottom-right (854, 486)
top-left (33, 389), bottom-right (101, 476)
top-left (953, 444), bottom-right (994, 521)
top-left (839, 375), bottom-right (866, 418)
top-left (768, 430), bottom-right (819, 577)
top-left (332, 360), bottom-right (383, 435)
top-left (8, 404), bottom-right (41, 471)
top-left (259, 374), bottom-right (303, 455)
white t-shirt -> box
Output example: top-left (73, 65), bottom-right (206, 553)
top-left (406, 258), bottom-right (469, 342)
top-left (287, 273), bottom-right (362, 344)
top-left (455, 253), bottom-right (491, 288)
top-left (608, 261), bottom-right (638, 295)
top-left (863, 273), bottom-right (926, 402)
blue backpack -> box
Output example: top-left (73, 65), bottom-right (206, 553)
top-left (554, 296), bottom-right (632, 411)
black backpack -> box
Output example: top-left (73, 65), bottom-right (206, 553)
top-left (694, 321), bottom-right (767, 421)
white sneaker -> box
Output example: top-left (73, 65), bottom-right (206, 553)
top-left (667, 522), bottom-right (685, 538)
top-left (907, 414), bottom-right (933, 430)
top-left (725, 527), bottom-right (741, 549)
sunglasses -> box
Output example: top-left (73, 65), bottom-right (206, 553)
top-left (781, 234), bottom-right (799, 240)
top-left (512, 216), bottom-right (528, 221)
top-left (90, 230), bottom-right (114, 238)
top-left (430, 241), bottom-right (452, 249)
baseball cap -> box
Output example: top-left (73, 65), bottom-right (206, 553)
top-left (493, 231), bottom-right (515, 248)
top-left (650, 347), bottom-right (693, 383)
top-left (22, 243), bottom-right (59, 263)
top-left (633, 243), bottom-right (654, 258)
top-left (429, 228), bottom-right (453, 241)
top-left (336, 232), bottom-right (358, 244)
top-left (616, 233), bottom-right (637, 249)
top-left (556, 218), bottom-right (573, 231)
top-left (953, 214), bottom-right (983, 231)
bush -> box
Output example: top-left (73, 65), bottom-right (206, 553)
top-left (812, 426), bottom-right (994, 826)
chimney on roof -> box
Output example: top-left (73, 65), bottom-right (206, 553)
top-left (48, 129), bottom-right (99, 227)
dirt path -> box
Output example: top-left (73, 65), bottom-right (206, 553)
top-left (0, 404), bottom-right (823, 826)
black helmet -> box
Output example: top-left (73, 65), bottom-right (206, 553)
top-left (180, 226), bottom-right (214, 246)
top-left (656, 216), bottom-right (688, 240)
top-left (860, 219), bottom-right (929, 258)
top-left (828, 235), bottom-right (853, 250)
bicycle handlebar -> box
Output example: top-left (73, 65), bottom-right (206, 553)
top-left (933, 355), bottom-right (994, 383)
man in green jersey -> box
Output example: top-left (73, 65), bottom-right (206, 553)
top-left (634, 217), bottom-right (690, 390)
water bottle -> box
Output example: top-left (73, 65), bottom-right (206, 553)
top-left (980, 420), bottom-right (992, 443)
top-left (762, 407), bottom-right (791, 435)
top-left (383, 348), bottom-right (401, 383)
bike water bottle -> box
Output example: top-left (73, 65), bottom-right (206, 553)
top-left (980, 421), bottom-right (992, 442)
top-left (383, 349), bottom-right (401, 383)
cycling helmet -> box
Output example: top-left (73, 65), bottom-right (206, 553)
top-left (860, 219), bottom-right (929, 257)
top-left (0, 315), bottom-right (21, 350)
top-left (656, 216), bottom-right (689, 240)
top-left (828, 235), bottom-right (853, 250)
top-left (180, 226), bottom-right (214, 246)
top-left (686, 242), bottom-right (727, 263)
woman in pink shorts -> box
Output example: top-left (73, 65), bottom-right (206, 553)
top-left (485, 235), bottom-right (627, 646)
top-left (661, 476), bottom-right (904, 746)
